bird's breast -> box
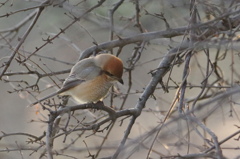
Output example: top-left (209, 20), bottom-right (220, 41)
top-left (65, 74), bottom-right (113, 104)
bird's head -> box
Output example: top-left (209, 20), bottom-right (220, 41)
top-left (94, 54), bottom-right (124, 84)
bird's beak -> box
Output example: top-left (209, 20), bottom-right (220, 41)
top-left (118, 78), bottom-right (124, 84)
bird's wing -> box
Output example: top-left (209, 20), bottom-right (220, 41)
top-left (58, 60), bottom-right (102, 93)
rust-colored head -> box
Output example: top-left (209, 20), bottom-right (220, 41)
top-left (94, 54), bottom-right (124, 84)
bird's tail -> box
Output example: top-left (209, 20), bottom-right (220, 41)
top-left (29, 91), bottom-right (59, 107)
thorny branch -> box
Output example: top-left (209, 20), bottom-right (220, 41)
top-left (0, 1), bottom-right (47, 79)
top-left (1, 1), bottom-right (240, 159)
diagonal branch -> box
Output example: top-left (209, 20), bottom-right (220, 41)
top-left (0, 1), bottom-right (48, 79)
top-left (79, 9), bottom-right (240, 60)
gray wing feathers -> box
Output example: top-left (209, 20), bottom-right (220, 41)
top-left (30, 57), bottom-right (101, 106)
top-left (60, 59), bottom-right (101, 92)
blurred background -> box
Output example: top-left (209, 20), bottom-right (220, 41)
top-left (0, 0), bottom-right (240, 158)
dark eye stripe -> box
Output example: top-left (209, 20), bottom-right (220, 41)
top-left (104, 71), bottom-right (114, 77)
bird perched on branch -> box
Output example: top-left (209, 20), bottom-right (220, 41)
top-left (31, 53), bottom-right (124, 106)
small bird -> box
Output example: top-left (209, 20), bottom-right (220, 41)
top-left (31, 53), bottom-right (124, 106)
